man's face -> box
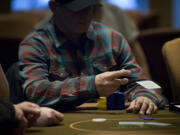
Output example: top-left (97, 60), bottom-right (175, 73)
top-left (54, 4), bottom-right (95, 34)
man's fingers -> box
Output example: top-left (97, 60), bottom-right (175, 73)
top-left (139, 101), bottom-right (149, 115)
top-left (25, 102), bottom-right (40, 108)
top-left (23, 108), bottom-right (41, 127)
top-left (126, 97), bottom-right (158, 115)
top-left (146, 103), bottom-right (154, 115)
top-left (52, 115), bottom-right (62, 125)
top-left (126, 100), bottom-right (136, 113)
top-left (146, 103), bottom-right (158, 114)
top-left (134, 99), bottom-right (143, 113)
top-left (23, 107), bottom-right (41, 120)
top-left (49, 109), bottom-right (64, 122)
top-left (54, 111), bottom-right (64, 122)
top-left (45, 111), bottom-right (64, 126)
top-left (16, 101), bottom-right (41, 119)
top-left (33, 107), bottom-right (64, 126)
top-left (17, 101), bottom-right (40, 109)
top-left (110, 69), bottom-right (131, 79)
top-left (114, 78), bottom-right (129, 85)
top-left (23, 107), bottom-right (41, 115)
top-left (154, 104), bottom-right (158, 113)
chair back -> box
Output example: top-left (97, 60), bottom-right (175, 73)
top-left (137, 28), bottom-right (180, 102)
top-left (162, 38), bottom-right (180, 104)
top-left (0, 38), bottom-right (21, 72)
top-left (0, 64), bottom-right (9, 99)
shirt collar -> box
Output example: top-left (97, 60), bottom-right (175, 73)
top-left (47, 18), bottom-right (96, 48)
top-left (46, 17), bottom-right (67, 48)
top-left (87, 23), bottom-right (97, 41)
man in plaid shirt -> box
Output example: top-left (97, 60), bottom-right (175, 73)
top-left (19, 0), bottom-right (166, 114)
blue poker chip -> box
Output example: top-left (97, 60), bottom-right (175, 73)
top-left (107, 92), bottom-right (125, 110)
top-left (139, 116), bottom-right (154, 120)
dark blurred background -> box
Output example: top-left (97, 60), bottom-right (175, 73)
top-left (0, 0), bottom-right (180, 102)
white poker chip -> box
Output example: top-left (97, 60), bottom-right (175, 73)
top-left (119, 122), bottom-right (144, 125)
top-left (92, 118), bottom-right (107, 122)
top-left (145, 122), bottom-right (172, 126)
top-left (118, 121), bottom-right (171, 126)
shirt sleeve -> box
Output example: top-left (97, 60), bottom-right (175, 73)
top-left (114, 32), bottom-right (166, 108)
top-left (0, 99), bottom-right (17, 133)
top-left (19, 38), bottom-right (98, 110)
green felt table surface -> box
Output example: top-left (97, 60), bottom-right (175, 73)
top-left (26, 105), bottom-right (180, 135)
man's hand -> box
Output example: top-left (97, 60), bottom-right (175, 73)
top-left (33, 107), bottom-right (64, 126)
top-left (95, 69), bottom-right (131, 97)
top-left (126, 96), bottom-right (158, 115)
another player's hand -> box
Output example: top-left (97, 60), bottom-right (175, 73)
top-left (33, 107), bottom-right (64, 126)
top-left (95, 69), bottom-right (130, 97)
top-left (14, 102), bottom-right (41, 127)
top-left (126, 96), bottom-right (158, 115)
top-left (14, 105), bottom-right (28, 135)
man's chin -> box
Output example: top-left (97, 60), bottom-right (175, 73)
top-left (76, 28), bottom-right (89, 34)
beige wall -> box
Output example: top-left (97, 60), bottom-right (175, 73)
top-left (0, 0), bottom-right (174, 27)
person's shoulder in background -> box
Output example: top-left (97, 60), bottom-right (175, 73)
top-left (99, 1), bottom-right (139, 42)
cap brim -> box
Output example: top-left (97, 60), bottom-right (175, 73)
top-left (63, 0), bottom-right (102, 12)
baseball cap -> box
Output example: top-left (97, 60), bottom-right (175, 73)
top-left (55, 0), bottom-right (102, 12)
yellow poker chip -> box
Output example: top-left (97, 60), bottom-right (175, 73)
top-left (97, 97), bottom-right (107, 110)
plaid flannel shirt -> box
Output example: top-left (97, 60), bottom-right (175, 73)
top-left (19, 18), bottom-right (166, 110)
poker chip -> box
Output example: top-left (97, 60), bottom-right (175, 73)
top-left (107, 92), bottom-right (125, 110)
top-left (119, 122), bottom-right (144, 125)
top-left (92, 118), bottom-right (107, 122)
top-left (139, 116), bottom-right (154, 120)
top-left (145, 122), bottom-right (172, 126)
top-left (118, 121), bottom-right (171, 126)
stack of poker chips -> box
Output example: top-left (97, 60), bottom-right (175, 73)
top-left (97, 97), bottom-right (107, 110)
top-left (97, 92), bottom-right (125, 110)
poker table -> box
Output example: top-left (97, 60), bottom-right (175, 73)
top-left (26, 103), bottom-right (180, 135)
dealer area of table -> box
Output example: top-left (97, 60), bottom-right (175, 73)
top-left (26, 103), bottom-right (180, 135)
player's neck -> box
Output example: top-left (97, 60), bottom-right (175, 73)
top-left (55, 21), bottom-right (81, 44)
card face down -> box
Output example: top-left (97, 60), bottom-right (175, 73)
top-left (137, 80), bottom-right (161, 89)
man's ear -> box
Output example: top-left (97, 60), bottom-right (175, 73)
top-left (49, 1), bottom-right (57, 14)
